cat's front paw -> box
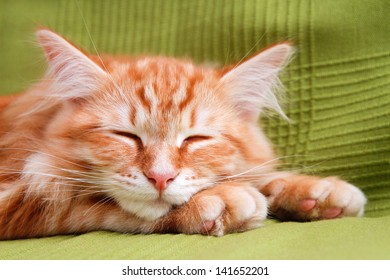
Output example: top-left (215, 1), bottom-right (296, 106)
top-left (262, 176), bottom-right (367, 221)
top-left (175, 184), bottom-right (268, 236)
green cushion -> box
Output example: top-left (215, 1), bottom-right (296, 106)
top-left (0, 0), bottom-right (389, 259)
top-left (1, 217), bottom-right (389, 260)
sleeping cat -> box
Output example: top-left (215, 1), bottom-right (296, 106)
top-left (0, 29), bottom-right (366, 239)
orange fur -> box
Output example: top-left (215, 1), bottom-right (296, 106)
top-left (0, 30), bottom-right (366, 239)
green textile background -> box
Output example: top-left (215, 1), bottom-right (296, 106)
top-left (0, 0), bottom-right (389, 259)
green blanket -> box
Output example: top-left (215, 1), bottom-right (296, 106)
top-left (0, 0), bottom-right (389, 259)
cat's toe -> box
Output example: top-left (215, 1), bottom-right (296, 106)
top-left (197, 195), bottom-right (225, 235)
top-left (326, 179), bottom-right (366, 217)
top-left (172, 194), bottom-right (225, 235)
top-left (200, 220), bottom-right (215, 234)
top-left (219, 185), bottom-right (268, 234)
top-left (322, 207), bottom-right (343, 219)
top-left (299, 199), bottom-right (317, 212)
top-left (197, 185), bottom-right (268, 236)
top-left (309, 178), bottom-right (367, 220)
top-left (299, 198), bottom-right (342, 219)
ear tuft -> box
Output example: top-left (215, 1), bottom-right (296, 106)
top-left (36, 29), bottom-right (107, 100)
top-left (221, 43), bottom-right (294, 121)
top-left (258, 43), bottom-right (294, 68)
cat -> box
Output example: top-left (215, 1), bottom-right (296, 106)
top-left (0, 29), bottom-right (366, 239)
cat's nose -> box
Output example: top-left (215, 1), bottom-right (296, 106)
top-left (144, 170), bottom-right (178, 192)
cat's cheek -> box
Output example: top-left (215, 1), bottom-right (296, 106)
top-left (115, 198), bottom-right (172, 221)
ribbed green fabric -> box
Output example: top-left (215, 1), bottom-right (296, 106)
top-left (1, 217), bottom-right (390, 260)
top-left (0, 0), bottom-right (389, 259)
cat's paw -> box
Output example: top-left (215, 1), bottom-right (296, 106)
top-left (175, 184), bottom-right (268, 236)
top-left (262, 176), bottom-right (367, 221)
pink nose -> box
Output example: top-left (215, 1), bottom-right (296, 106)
top-left (144, 170), bottom-right (178, 192)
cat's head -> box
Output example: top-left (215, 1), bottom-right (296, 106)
top-left (35, 29), bottom-right (293, 220)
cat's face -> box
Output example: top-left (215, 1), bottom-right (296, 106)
top-left (36, 30), bottom-right (292, 220)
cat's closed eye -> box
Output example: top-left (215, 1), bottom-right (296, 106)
top-left (113, 131), bottom-right (143, 146)
top-left (182, 135), bottom-right (212, 147)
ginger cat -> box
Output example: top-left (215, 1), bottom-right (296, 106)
top-left (0, 30), bottom-right (366, 239)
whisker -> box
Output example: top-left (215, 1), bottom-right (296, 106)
top-left (83, 195), bottom-right (114, 217)
top-left (205, 155), bottom-right (330, 186)
top-left (0, 147), bottom-right (93, 170)
top-left (0, 170), bottom-right (106, 186)
top-left (74, 0), bottom-right (130, 106)
top-left (188, 195), bottom-right (211, 237)
top-left (4, 157), bottom-right (107, 179)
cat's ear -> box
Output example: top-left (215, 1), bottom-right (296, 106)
top-left (36, 28), bottom-right (107, 100)
top-left (221, 43), bottom-right (294, 121)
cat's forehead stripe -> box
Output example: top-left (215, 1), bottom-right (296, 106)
top-left (190, 109), bottom-right (197, 128)
top-left (116, 58), bottom-right (220, 136)
top-left (135, 86), bottom-right (151, 113)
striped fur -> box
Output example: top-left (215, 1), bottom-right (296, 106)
top-left (0, 30), bottom-right (366, 239)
